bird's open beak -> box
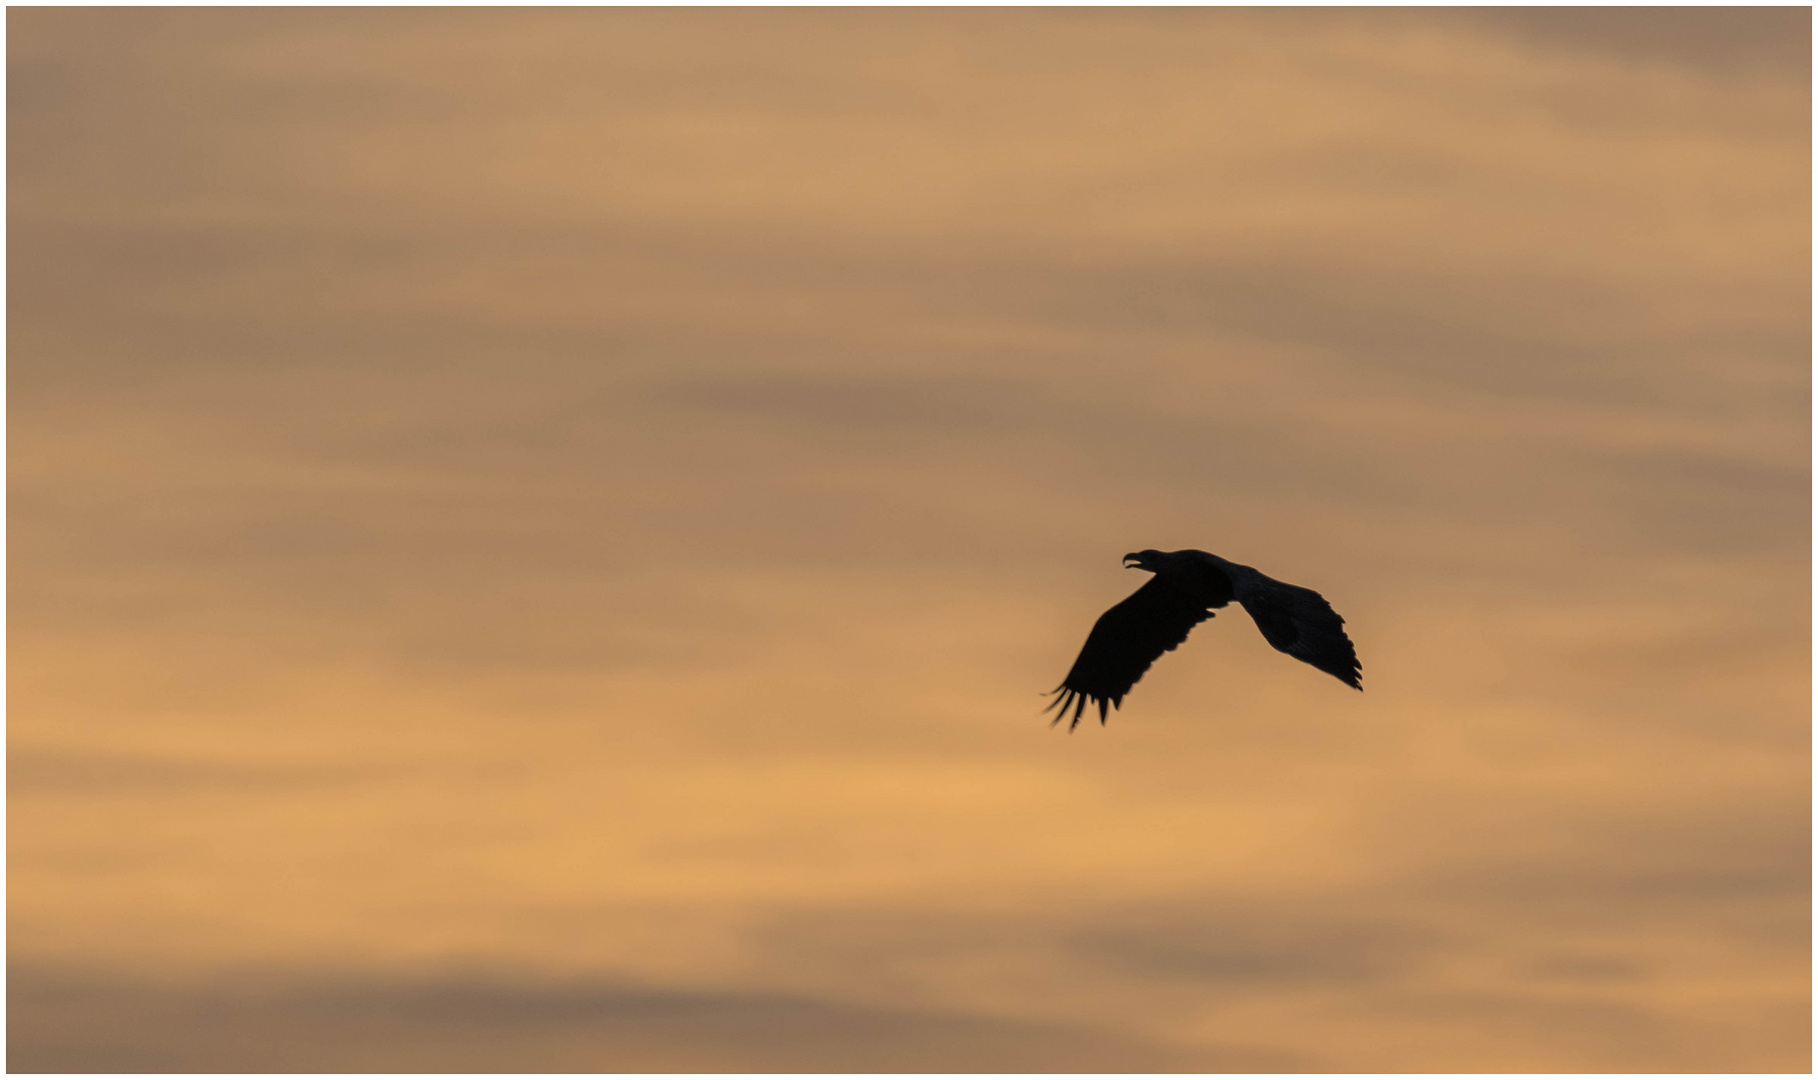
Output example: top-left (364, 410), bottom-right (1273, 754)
top-left (1123, 553), bottom-right (1143, 569)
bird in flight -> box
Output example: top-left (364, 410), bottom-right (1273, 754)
top-left (1047, 549), bottom-right (1361, 730)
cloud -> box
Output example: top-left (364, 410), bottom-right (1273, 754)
top-left (7, 964), bottom-right (1261, 1073)
top-left (7, 748), bottom-right (366, 796)
top-left (1450, 7), bottom-right (1811, 76)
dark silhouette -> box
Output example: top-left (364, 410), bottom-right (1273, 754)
top-left (1047, 549), bottom-right (1361, 730)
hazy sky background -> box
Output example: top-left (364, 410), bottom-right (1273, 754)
top-left (9, 7), bottom-right (1810, 1071)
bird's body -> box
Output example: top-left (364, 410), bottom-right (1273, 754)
top-left (1047, 549), bottom-right (1361, 730)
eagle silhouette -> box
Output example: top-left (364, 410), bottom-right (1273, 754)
top-left (1047, 549), bottom-right (1361, 730)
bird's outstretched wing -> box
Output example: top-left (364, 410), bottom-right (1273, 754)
top-left (1047, 577), bottom-right (1215, 730)
top-left (1234, 575), bottom-right (1361, 689)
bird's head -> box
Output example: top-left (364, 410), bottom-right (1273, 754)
top-left (1123, 550), bottom-right (1167, 572)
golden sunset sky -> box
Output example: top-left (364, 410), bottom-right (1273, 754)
top-left (8, 7), bottom-right (1810, 1072)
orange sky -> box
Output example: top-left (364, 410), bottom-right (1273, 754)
top-left (8, 7), bottom-right (1810, 1071)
